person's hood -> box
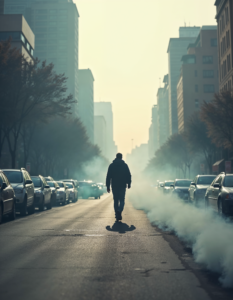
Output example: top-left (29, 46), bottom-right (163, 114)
top-left (112, 158), bottom-right (126, 164)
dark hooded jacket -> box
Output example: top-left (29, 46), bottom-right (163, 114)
top-left (106, 158), bottom-right (131, 189)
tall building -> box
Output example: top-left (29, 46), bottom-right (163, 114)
top-left (215, 0), bottom-right (233, 91)
top-left (94, 116), bottom-right (107, 157)
top-left (0, 14), bottom-right (34, 61)
top-left (78, 69), bottom-right (94, 143)
top-left (177, 26), bottom-right (219, 132)
top-left (148, 105), bottom-right (159, 159)
top-left (157, 74), bottom-right (170, 147)
top-left (94, 102), bottom-right (117, 161)
top-left (4, 0), bottom-right (79, 117)
top-left (167, 26), bottom-right (200, 135)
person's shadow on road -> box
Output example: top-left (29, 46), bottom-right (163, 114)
top-left (106, 222), bottom-right (136, 234)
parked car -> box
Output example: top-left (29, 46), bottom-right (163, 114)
top-left (158, 182), bottom-right (165, 190)
top-left (61, 179), bottom-right (78, 201)
top-left (64, 182), bottom-right (78, 202)
top-left (205, 173), bottom-right (233, 216)
top-left (170, 179), bottom-right (192, 201)
top-left (3, 168), bottom-right (35, 216)
top-left (79, 181), bottom-right (101, 199)
top-left (188, 175), bottom-right (216, 205)
top-left (97, 183), bottom-right (107, 194)
top-left (163, 180), bottom-right (174, 194)
top-left (56, 181), bottom-right (70, 205)
top-left (47, 181), bottom-right (60, 206)
top-left (31, 176), bottom-right (52, 211)
top-left (0, 170), bottom-right (16, 224)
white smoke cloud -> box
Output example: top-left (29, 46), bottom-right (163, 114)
top-left (128, 185), bottom-right (233, 287)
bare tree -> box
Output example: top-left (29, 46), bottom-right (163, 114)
top-left (201, 91), bottom-right (233, 150)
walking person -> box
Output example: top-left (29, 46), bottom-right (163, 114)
top-left (106, 153), bottom-right (131, 221)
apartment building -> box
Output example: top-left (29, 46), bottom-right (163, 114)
top-left (177, 26), bottom-right (219, 132)
top-left (215, 0), bottom-right (233, 91)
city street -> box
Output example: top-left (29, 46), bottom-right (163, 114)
top-left (0, 193), bottom-right (232, 300)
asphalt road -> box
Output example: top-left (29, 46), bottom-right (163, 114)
top-left (0, 194), bottom-right (232, 300)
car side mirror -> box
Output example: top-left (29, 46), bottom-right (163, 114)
top-left (214, 183), bottom-right (220, 188)
top-left (56, 186), bottom-right (59, 189)
top-left (45, 185), bottom-right (50, 189)
top-left (25, 179), bottom-right (32, 185)
top-left (1, 182), bottom-right (7, 190)
top-left (191, 182), bottom-right (196, 186)
top-left (170, 184), bottom-right (174, 188)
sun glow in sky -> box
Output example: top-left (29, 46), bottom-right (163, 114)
top-left (75, 0), bottom-right (216, 156)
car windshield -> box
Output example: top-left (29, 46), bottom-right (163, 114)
top-left (31, 177), bottom-right (42, 187)
top-left (47, 181), bottom-right (55, 187)
top-left (197, 176), bottom-right (215, 185)
top-left (175, 180), bottom-right (192, 187)
top-left (4, 171), bottom-right (23, 183)
top-left (165, 181), bottom-right (173, 186)
top-left (223, 176), bottom-right (233, 187)
top-left (66, 183), bottom-right (73, 188)
top-left (57, 182), bottom-right (64, 187)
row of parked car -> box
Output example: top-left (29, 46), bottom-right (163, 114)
top-left (156, 173), bottom-right (233, 217)
top-left (0, 168), bottom-right (107, 224)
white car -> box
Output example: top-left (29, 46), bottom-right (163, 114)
top-left (64, 182), bottom-right (78, 203)
top-left (56, 181), bottom-right (70, 205)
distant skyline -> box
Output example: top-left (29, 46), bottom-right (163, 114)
top-left (75, 0), bottom-right (217, 156)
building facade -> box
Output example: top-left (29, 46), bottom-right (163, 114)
top-left (177, 26), bottom-right (219, 132)
top-left (167, 27), bottom-right (200, 135)
top-left (94, 102), bottom-right (117, 161)
top-left (78, 69), bottom-right (94, 143)
top-left (4, 0), bottom-right (79, 117)
top-left (157, 74), bottom-right (170, 148)
top-left (148, 105), bottom-right (159, 159)
top-left (94, 116), bottom-right (107, 157)
top-left (215, 0), bottom-right (233, 91)
top-left (0, 14), bottom-right (34, 61)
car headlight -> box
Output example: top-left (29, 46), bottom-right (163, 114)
top-left (14, 189), bottom-right (23, 194)
top-left (225, 194), bottom-right (233, 200)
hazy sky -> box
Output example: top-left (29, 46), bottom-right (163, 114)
top-left (75, 0), bottom-right (217, 156)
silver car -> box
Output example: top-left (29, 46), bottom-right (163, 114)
top-left (47, 181), bottom-right (59, 206)
top-left (64, 182), bottom-right (77, 202)
top-left (3, 168), bottom-right (35, 216)
top-left (31, 176), bottom-right (52, 211)
top-left (56, 181), bottom-right (70, 205)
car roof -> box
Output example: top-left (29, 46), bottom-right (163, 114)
top-left (175, 179), bottom-right (192, 181)
top-left (197, 175), bottom-right (216, 177)
top-left (2, 169), bottom-right (22, 172)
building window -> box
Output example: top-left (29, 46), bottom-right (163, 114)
top-left (203, 56), bottom-right (213, 64)
top-left (204, 85), bottom-right (215, 93)
top-left (211, 38), bottom-right (217, 47)
top-left (195, 99), bottom-right (199, 109)
top-left (203, 70), bottom-right (214, 78)
top-left (195, 85), bottom-right (198, 92)
top-left (195, 70), bottom-right (197, 77)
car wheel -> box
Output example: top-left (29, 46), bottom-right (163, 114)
top-left (28, 199), bottom-right (35, 215)
top-left (218, 198), bottom-right (226, 217)
top-left (39, 197), bottom-right (45, 211)
top-left (47, 198), bottom-right (52, 210)
top-left (9, 200), bottom-right (16, 220)
top-left (0, 203), bottom-right (3, 224)
top-left (20, 197), bottom-right (27, 216)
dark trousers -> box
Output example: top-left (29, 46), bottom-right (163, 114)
top-left (112, 188), bottom-right (126, 214)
